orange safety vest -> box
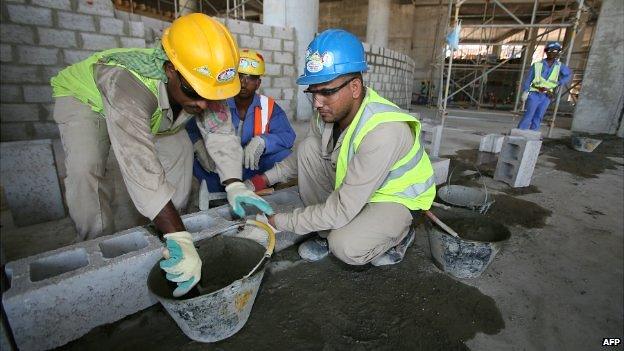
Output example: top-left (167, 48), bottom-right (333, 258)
top-left (253, 94), bottom-right (275, 136)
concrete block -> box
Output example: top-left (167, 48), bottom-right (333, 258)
top-left (37, 28), bottom-right (78, 48)
top-left (283, 88), bottom-right (295, 100)
top-left (420, 121), bottom-right (443, 157)
top-left (80, 33), bottom-right (117, 50)
top-left (63, 49), bottom-right (96, 65)
top-left (262, 37), bottom-right (281, 51)
top-left (23, 85), bottom-right (52, 103)
top-left (272, 77), bottom-right (292, 89)
top-left (17, 46), bottom-right (59, 65)
top-left (273, 26), bottom-right (294, 40)
top-left (129, 21), bottom-right (144, 37)
top-left (57, 12), bottom-right (96, 32)
top-left (0, 44), bottom-right (13, 62)
top-left (264, 63), bottom-right (281, 76)
top-left (251, 22), bottom-right (272, 37)
top-left (238, 35), bottom-right (260, 49)
top-left (76, 0), bottom-right (115, 17)
top-left (1, 24), bottom-right (35, 45)
top-left (273, 52), bottom-right (293, 65)
top-left (430, 157), bottom-right (450, 185)
top-left (0, 85), bottom-right (22, 103)
top-left (494, 136), bottom-right (542, 188)
top-left (510, 128), bottom-right (541, 140)
top-left (98, 17), bottom-right (126, 36)
top-left (31, 0), bottom-right (71, 10)
top-left (283, 65), bottom-right (295, 76)
top-left (283, 40), bottom-right (294, 52)
top-left (479, 134), bottom-right (505, 153)
top-left (6, 4), bottom-right (52, 26)
top-left (120, 37), bottom-right (145, 48)
top-left (1, 187), bottom-right (304, 350)
top-left (0, 140), bottom-right (65, 226)
top-left (225, 19), bottom-right (250, 35)
top-left (261, 88), bottom-right (281, 99)
top-left (0, 104), bottom-right (40, 122)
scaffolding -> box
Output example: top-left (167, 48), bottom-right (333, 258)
top-left (112, 0), bottom-right (263, 22)
top-left (434, 0), bottom-right (594, 137)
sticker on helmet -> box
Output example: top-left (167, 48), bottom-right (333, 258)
top-left (217, 68), bottom-right (236, 82)
top-left (322, 52), bottom-right (334, 67)
top-left (240, 57), bottom-right (259, 69)
top-left (306, 51), bottom-right (324, 73)
top-left (195, 66), bottom-right (212, 77)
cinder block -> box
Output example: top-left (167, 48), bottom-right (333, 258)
top-left (510, 128), bottom-right (541, 140)
top-left (251, 22), bottom-right (272, 37)
top-left (80, 33), bottom-right (117, 50)
top-left (273, 52), bottom-right (293, 65)
top-left (238, 35), bottom-right (260, 49)
top-left (0, 104), bottom-right (40, 122)
top-left (273, 26), bottom-right (294, 40)
top-left (272, 77), bottom-right (292, 89)
top-left (283, 88), bottom-right (295, 100)
top-left (283, 65), bottom-right (295, 76)
top-left (23, 85), bottom-right (52, 103)
top-left (2, 187), bottom-right (304, 350)
top-left (6, 4), bottom-right (52, 26)
top-left (430, 157), bottom-right (450, 185)
top-left (76, 0), bottom-right (115, 17)
top-left (494, 136), bottom-right (542, 187)
top-left (1, 24), bottom-right (35, 45)
top-left (419, 120), bottom-right (443, 157)
top-left (63, 49), bottom-right (96, 64)
top-left (261, 88), bottom-right (281, 99)
top-left (129, 21), bottom-right (144, 37)
top-left (16, 46), bottom-right (59, 65)
top-left (31, 0), bottom-right (71, 10)
top-left (264, 63), bottom-right (281, 76)
top-left (0, 140), bottom-right (65, 226)
top-left (225, 19), bottom-right (250, 35)
top-left (37, 28), bottom-right (78, 48)
top-left (479, 134), bottom-right (505, 153)
top-left (98, 17), bottom-right (126, 36)
top-left (57, 12), bottom-right (96, 32)
top-left (0, 44), bottom-right (13, 62)
top-left (120, 37), bottom-right (145, 48)
top-left (282, 40), bottom-right (294, 52)
top-left (262, 37), bottom-right (281, 51)
top-left (0, 85), bottom-right (21, 103)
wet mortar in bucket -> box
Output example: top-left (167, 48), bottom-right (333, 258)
top-left (148, 235), bottom-right (266, 342)
top-left (427, 214), bottom-right (511, 279)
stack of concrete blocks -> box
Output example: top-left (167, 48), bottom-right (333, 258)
top-left (0, 139), bottom-right (65, 226)
top-left (479, 134), bottom-right (505, 153)
top-left (494, 136), bottom-right (542, 188)
top-left (2, 187), bottom-right (304, 351)
top-left (363, 43), bottom-right (415, 109)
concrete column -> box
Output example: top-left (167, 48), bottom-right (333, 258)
top-left (264, 0), bottom-right (319, 121)
top-left (572, 0), bottom-right (624, 134)
top-left (366, 0), bottom-right (391, 48)
top-left (178, 0), bottom-right (198, 16)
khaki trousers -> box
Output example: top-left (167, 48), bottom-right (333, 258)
top-left (296, 136), bottom-right (414, 265)
top-left (53, 96), bottom-right (192, 241)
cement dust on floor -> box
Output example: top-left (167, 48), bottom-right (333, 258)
top-left (61, 235), bottom-right (504, 351)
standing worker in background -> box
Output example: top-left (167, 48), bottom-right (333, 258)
top-left (249, 29), bottom-right (436, 266)
top-left (518, 41), bottom-right (572, 130)
top-left (50, 14), bottom-right (272, 297)
top-left (186, 48), bottom-right (296, 193)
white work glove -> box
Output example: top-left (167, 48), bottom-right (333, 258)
top-left (244, 136), bottom-right (265, 170)
top-left (159, 231), bottom-right (201, 297)
top-left (193, 140), bottom-right (216, 173)
top-left (235, 214), bottom-right (279, 247)
top-left (521, 91), bottom-right (529, 102)
top-left (225, 181), bottom-right (274, 218)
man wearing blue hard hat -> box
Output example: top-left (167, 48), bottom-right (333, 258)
top-left (248, 29), bottom-right (436, 266)
top-left (518, 41), bottom-right (572, 130)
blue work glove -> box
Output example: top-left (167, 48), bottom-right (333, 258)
top-left (160, 231), bottom-right (201, 297)
top-left (225, 181), bottom-right (274, 218)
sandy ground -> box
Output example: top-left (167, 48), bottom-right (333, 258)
top-left (2, 107), bottom-right (623, 350)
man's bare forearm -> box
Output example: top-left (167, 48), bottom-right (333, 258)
top-left (153, 201), bottom-right (186, 234)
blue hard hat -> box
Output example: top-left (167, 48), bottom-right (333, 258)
top-left (297, 29), bottom-right (368, 85)
top-left (545, 41), bottom-right (563, 51)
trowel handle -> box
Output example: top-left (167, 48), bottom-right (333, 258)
top-left (425, 211), bottom-right (460, 238)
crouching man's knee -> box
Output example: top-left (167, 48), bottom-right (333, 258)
top-left (327, 229), bottom-right (376, 266)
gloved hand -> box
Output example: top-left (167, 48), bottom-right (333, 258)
top-left (244, 136), bottom-right (265, 170)
top-left (235, 214), bottom-right (280, 247)
top-left (225, 181), bottom-right (274, 217)
top-left (521, 91), bottom-right (529, 102)
top-left (194, 140), bottom-right (215, 173)
top-left (159, 231), bottom-right (201, 297)
top-left (243, 174), bottom-right (269, 192)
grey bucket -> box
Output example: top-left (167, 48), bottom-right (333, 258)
top-left (427, 215), bottom-right (510, 279)
top-left (438, 185), bottom-right (494, 213)
top-left (147, 220), bottom-right (275, 342)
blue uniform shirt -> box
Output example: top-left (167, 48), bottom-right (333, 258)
top-left (522, 59), bottom-right (572, 92)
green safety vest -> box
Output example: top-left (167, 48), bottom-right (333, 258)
top-left (51, 48), bottom-right (176, 135)
top-left (529, 61), bottom-right (560, 93)
top-left (334, 89), bottom-right (436, 211)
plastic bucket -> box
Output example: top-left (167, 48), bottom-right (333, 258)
top-left (427, 216), bottom-right (510, 279)
top-left (147, 220), bottom-right (275, 342)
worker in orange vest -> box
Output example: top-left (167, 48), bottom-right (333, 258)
top-left (186, 48), bottom-right (296, 192)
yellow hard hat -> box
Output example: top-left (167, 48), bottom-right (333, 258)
top-left (162, 13), bottom-right (240, 100)
top-left (238, 48), bottom-right (266, 76)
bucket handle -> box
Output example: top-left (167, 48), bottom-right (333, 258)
top-left (242, 219), bottom-right (276, 279)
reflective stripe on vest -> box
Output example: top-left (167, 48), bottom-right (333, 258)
top-left (530, 61), bottom-right (560, 92)
top-left (253, 94), bottom-right (275, 136)
top-left (335, 89), bottom-right (436, 211)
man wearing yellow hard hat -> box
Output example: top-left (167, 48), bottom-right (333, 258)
top-left (50, 14), bottom-right (273, 297)
top-left (186, 48), bottom-right (296, 193)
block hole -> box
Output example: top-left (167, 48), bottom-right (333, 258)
top-left (99, 231), bottom-right (149, 259)
top-left (502, 162), bottom-right (515, 178)
top-left (30, 248), bottom-right (89, 282)
top-left (502, 143), bottom-right (520, 160)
